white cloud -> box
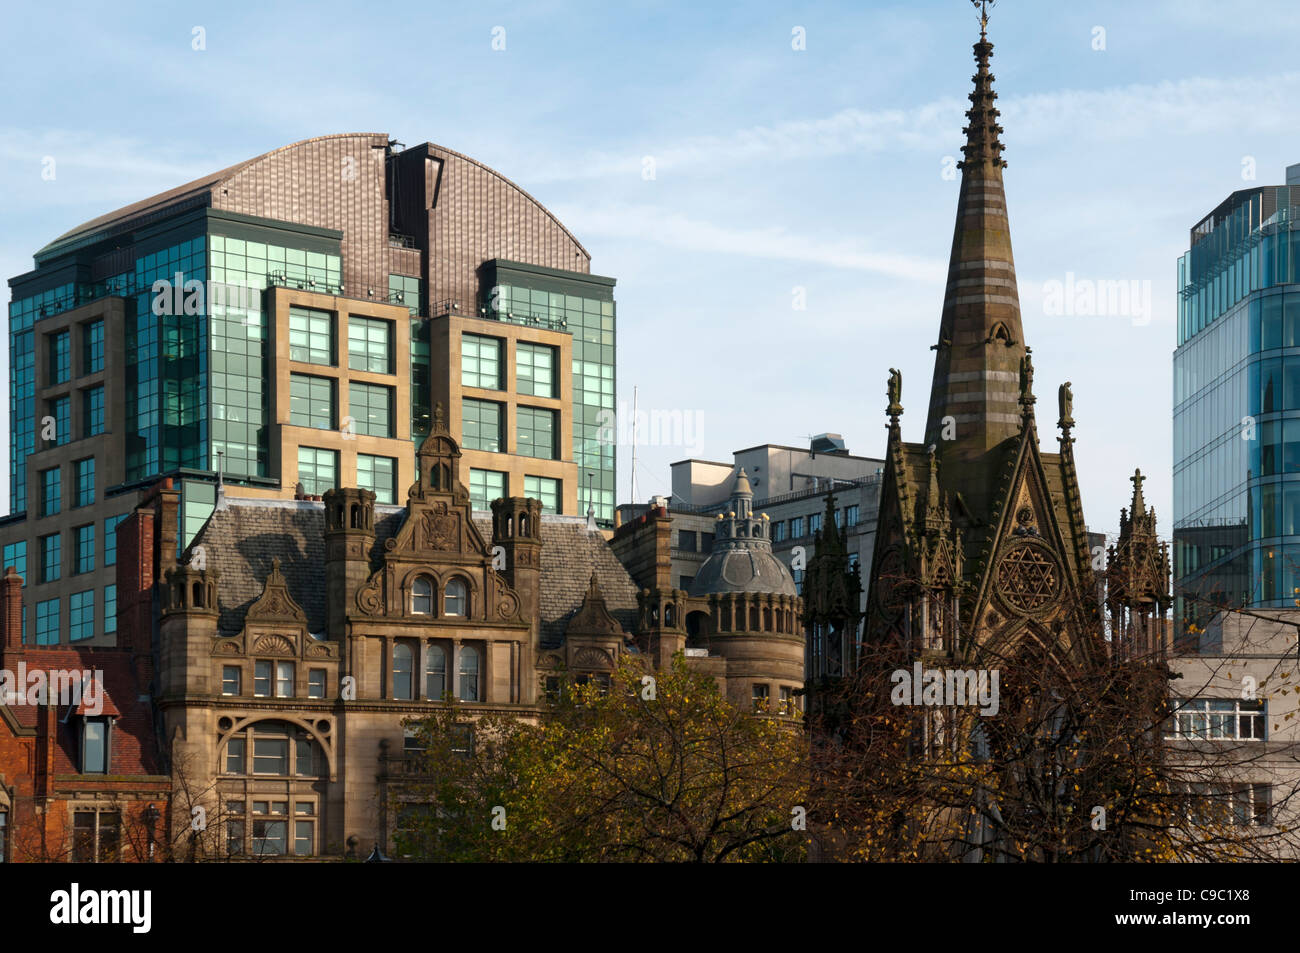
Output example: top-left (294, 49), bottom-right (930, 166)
top-left (553, 203), bottom-right (947, 282)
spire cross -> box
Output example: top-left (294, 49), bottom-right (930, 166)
top-left (971, 0), bottom-right (995, 36)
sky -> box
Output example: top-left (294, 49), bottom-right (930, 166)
top-left (1, 0), bottom-right (1296, 545)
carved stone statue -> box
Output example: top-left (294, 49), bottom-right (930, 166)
top-left (887, 368), bottom-right (903, 418)
top-left (1019, 350), bottom-right (1034, 401)
top-left (1058, 380), bottom-right (1074, 430)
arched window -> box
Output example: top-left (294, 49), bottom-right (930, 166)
top-left (393, 642), bottom-right (414, 700)
top-left (411, 577), bottom-right (434, 615)
top-left (459, 645), bottom-right (480, 702)
top-left (444, 579), bottom-right (467, 617)
top-left (426, 644), bottom-right (447, 699)
top-left (221, 721), bottom-right (323, 778)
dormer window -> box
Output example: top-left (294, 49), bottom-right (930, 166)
top-left (444, 579), bottom-right (467, 617)
top-left (82, 717), bottom-right (109, 774)
top-left (412, 577), bottom-right (434, 615)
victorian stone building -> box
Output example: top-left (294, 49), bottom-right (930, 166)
top-left (108, 409), bottom-right (802, 860)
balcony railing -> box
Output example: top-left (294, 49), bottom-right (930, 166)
top-left (267, 271), bottom-right (344, 296)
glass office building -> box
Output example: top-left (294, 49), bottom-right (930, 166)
top-left (1174, 168), bottom-right (1300, 637)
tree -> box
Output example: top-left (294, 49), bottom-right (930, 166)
top-left (391, 653), bottom-right (809, 862)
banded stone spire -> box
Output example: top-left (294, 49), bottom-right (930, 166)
top-left (924, 24), bottom-right (1026, 461)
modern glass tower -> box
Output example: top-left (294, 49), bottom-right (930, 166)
top-left (1174, 163), bottom-right (1300, 637)
top-left (5, 134), bottom-right (617, 645)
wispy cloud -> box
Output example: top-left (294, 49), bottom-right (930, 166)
top-left (530, 71), bottom-right (1300, 182)
top-left (553, 203), bottom-right (947, 282)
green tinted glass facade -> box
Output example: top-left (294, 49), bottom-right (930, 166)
top-left (483, 261), bottom-right (616, 526)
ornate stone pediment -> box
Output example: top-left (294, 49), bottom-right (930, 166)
top-left (245, 558), bottom-right (308, 624)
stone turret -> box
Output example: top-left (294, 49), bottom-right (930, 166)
top-left (323, 487), bottom-right (376, 641)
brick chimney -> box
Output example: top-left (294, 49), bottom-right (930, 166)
top-left (0, 566), bottom-right (24, 664)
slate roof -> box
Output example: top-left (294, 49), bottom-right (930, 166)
top-left (190, 499), bottom-right (639, 646)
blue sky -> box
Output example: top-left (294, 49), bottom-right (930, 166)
top-left (2, 0), bottom-right (1297, 542)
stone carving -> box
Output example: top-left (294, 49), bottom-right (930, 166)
top-left (252, 634), bottom-right (296, 656)
top-left (357, 573), bottom-right (385, 616)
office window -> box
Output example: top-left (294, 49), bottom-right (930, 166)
top-left (809, 513), bottom-right (823, 534)
top-left (35, 597), bottom-right (59, 645)
top-left (39, 533), bottom-right (60, 584)
top-left (82, 385), bottom-right (105, 437)
top-left (462, 334), bottom-right (502, 389)
top-left (462, 398), bottom-right (503, 452)
top-left (752, 684), bottom-right (770, 713)
top-left (459, 644), bottom-right (480, 701)
top-left (69, 590), bottom-right (94, 641)
top-left (252, 801), bottom-right (288, 856)
top-left (226, 723), bottom-right (322, 780)
top-left (411, 576), bottom-right (433, 615)
top-left (74, 458), bottom-right (94, 507)
top-left (833, 509), bottom-right (842, 529)
top-left (307, 669), bottom-right (326, 699)
top-left (104, 514), bottom-right (126, 566)
top-left (779, 686), bottom-right (794, 716)
top-left (349, 382), bottom-right (392, 437)
top-left (348, 316), bottom-right (392, 373)
top-left (289, 374), bottom-right (335, 430)
top-left (469, 469), bottom-right (505, 512)
top-left (222, 666), bottom-right (241, 696)
top-left (294, 817), bottom-right (315, 857)
top-left (444, 579), bottom-right (467, 617)
top-left (773, 521), bottom-right (786, 542)
top-left (227, 804), bottom-right (245, 857)
top-left (48, 396), bottom-right (69, 446)
top-left (789, 517), bottom-right (804, 538)
top-left (524, 475), bottom-right (560, 514)
top-left (254, 660), bottom-right (272, 698)
top-left (40, 467), bottom-right (60, 517)
top-left (49, 330), bottom-right (70, 385)
top-left (517, 406), bottom-right (557, 460)
top-left (1167, 698), bottom-right (1267, 741)
top-left (678, 530), bottom-right (698, 552)
top-left (393, 642), bottom-right (414, 700)
top-left (3, 541), bottom-right (26, 584)
top-left (426, 645), bottom-right (447, 699)
top-left (297, 447), bottom-right (337, 496)
top-left (357, 453), bottom-right (396, 505)
top-left (103, 584), bottom-right (117, 635)
top-left (225, 738), bottom-right (246, 774)
top-left (288, 306), bottom-right (334, 365)
top-left (845, 504), bottom-right (860, 525)
top-left (74, 525), bottom-right (94, 574)
top-left (82, 319), bottom-right (104, 375)
top-left (388, 273), bottom-right (421, 315)
top-left (517, 342), bottom-right (556, 398)
top-left (275, 661), bottom-right (294, 698)
top-left (72, 810), bottom-right (119, 862)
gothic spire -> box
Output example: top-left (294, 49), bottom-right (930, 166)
top-left (924, 19), bottom-right (1025, 462)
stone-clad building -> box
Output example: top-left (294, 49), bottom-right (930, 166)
top-left (614, 468), bottom-right (805, 714)
top-left (113, 410), bottom-right (798, 860)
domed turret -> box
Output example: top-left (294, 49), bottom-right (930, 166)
top-left (689, 468), bottom-right (797, 597)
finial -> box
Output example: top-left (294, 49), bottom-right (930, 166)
top-left (886, 368), bottom-right (903, 427)
top-left (433, 401), bottom-right (447, 433)
top-left (972, 0), bottom-right (998, 37)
